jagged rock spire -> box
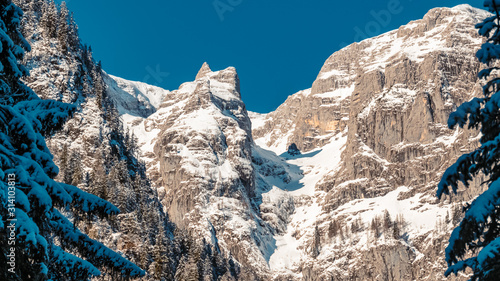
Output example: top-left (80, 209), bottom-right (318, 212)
top-left (196, 62), bottom-right (212, 80)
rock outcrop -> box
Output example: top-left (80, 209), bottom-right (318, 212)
top-left (319, 4), bottom-right (486, 208)
top-left (253, 87), bottom-right (351, 153)
top-left (196, 62), bottom-right (213, 80)
top-left (129, 64), bottom-right (278, 279)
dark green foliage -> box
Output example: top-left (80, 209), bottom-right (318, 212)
top-left (351, 216), bottom-right (364, 234)
top-left (287, 143), bottom-right (301, 156)
top-left (451, 204), bottom-right (462, 226)
top-left (171, 232), bottom-right (238, 281)
top-left (70, 150), bottom-right (83, 187)
top-left (56, 1), bottom-right (69, 52)
top-left (10, 1), bottom-right (245, 279)
top-left (0, 0), bottom-right (34, 104)
top-left (392, 214), bottom-right (405, 239)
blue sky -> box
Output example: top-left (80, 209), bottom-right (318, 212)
top-left (62, 0), bottom-right (480, 113)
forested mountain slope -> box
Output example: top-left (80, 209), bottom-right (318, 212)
top-left (11, 0), bottom-right (241, 280)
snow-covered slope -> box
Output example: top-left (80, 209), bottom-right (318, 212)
top-left (254, 132), bottom-right (347, 275)
top-left (104, 72), bottom-right (169, 120)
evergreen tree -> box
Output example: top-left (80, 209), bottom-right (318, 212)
top-left (395, 214), bottom-right (405, 236)
top-left (151, 228), bottom-right (169, 280)
top-left (59, 143), bottom-right (69, 182)
top-left (212, 246), bottom-right (228, 278)
top-left (436, 217), bottom-right (445, 233)
top-left (451, 204), bottom-right (462, 226)
top-left (70, 150), bottom-right (83, 187)
top-left (351, 216), bottom-right (363, 234)
top-left (56, 1), bottom-right (69, 52)
top-left (15, 0), bottom-right (39, 40)
top-left (338, 224), bottom-right (345, 241)
top-left (227, 253), bottom-right (238, 278)
top-left (445, 211), bottom-right (451, 226)
top-left (311, 224), bottom-right (321, 259)
top-left (382, 209), bottom-right (392, 232)
top-left (392, 219), bottom-right (400, 239)
top-left (63, 148), bottom-right (78, 184)
top-left (67, 11), bottom-right (79, 51)
top-left (84, 171), bottom-right (91, 189)
top-left (370, 216), bottom-right (381, 239)
top-left (90, 147), bottom-right (108, 201)
top-left (39, 0), bottom-right (57, 38)
top-left (437, 1), bottom-right (500, 279)
top-left (92, 60), bottom-right (105, 109)
top-left (0, 0), bottom-right (35, 104)
top-left (175, 249), bottom-right (201, 281)
top-left (109, 159), bottom-right (134, 213)
top-left (328, 219), bottom-right (339, 238)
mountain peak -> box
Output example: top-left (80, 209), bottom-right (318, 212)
top-left (196, 62), bottom-right (212, 80)
top-left (424, 4), bottom-right (491, 21)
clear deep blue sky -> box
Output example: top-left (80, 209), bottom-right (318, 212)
top-left (60, 0), bottom-right (479, 113)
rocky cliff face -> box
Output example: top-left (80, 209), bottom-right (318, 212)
top-left (153, 64), bottom-right (254, 228)
top-left (319, 5), bottom-right (487, 207)
top-left (252, 4), bottom-right (490, 280)
top-left (252, 86), bottom-right (351, 153)
top-left (126, 63), bottom-right (284, 279)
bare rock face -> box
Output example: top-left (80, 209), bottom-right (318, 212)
top-left (257, 6), bottom-right (486, 152)
top-left (256, 4), bottom-right (487, 204)
top-left (154, 66), bottom-right (255, 224)
top-left (196, 62), bottom-right (213, 80)
top-left (319, 5), bottom-right (486, 208)
top-left (253, 87), bottom-right (351, 152)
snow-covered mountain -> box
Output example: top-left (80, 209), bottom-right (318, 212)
top-left (14, 1), bottom-right (242, 280)
top-left (102, 4), bottom-right (493, 280)
top-left (251, 4), bottom-right (488, 280)
top-left (104, 72), bottom-right (169, 119)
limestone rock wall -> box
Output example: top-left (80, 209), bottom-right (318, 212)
top-left (138, 64), bottom-right (273, 279)
top-left (252, 5), bottom-right (490, 281)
